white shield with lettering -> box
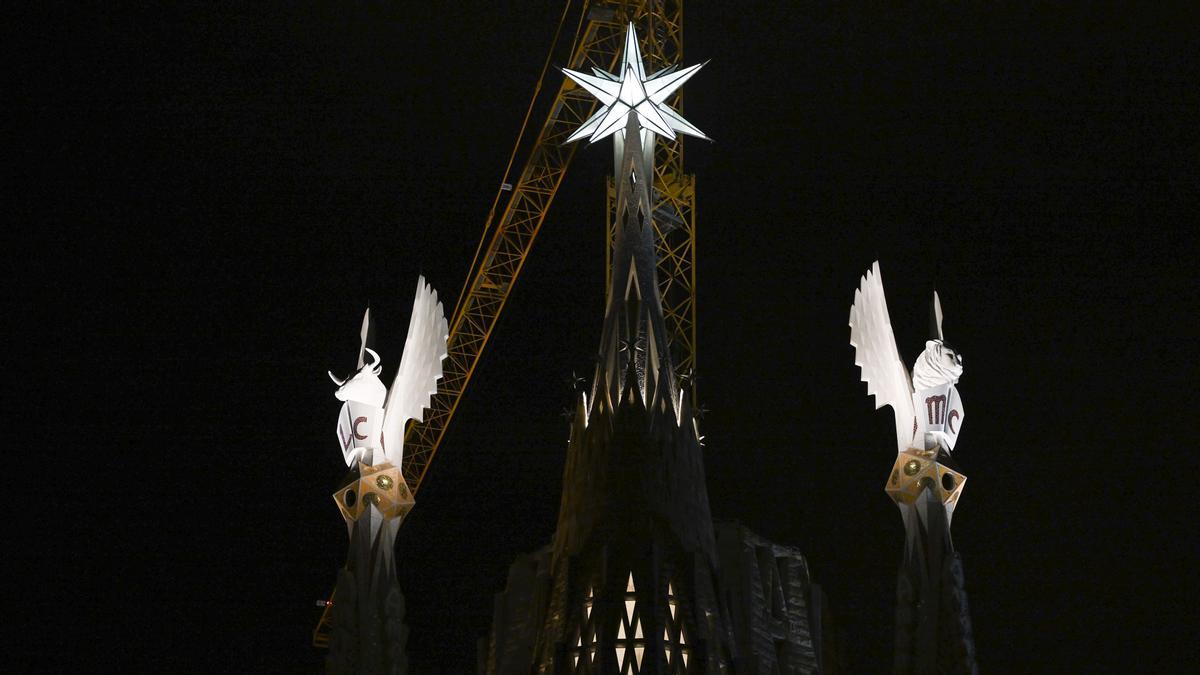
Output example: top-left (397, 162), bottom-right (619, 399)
top-left (913, 384), bottom-right (964, 451)
top-left (336, 401), bottom-right (384, 465)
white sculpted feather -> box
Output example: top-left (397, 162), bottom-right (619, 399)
top-left (381, 276), bottom-right (449, 465)
top-left (849, 261), bottom-right (916, 454)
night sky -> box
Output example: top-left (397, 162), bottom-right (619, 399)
top-left (13, 2), bottom-right (1197, 671)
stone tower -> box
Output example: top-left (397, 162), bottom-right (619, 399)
top-left (480, 24), bottom-right (831, 675)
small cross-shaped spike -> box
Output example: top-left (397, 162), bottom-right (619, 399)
top-left (619, 337), bottom-right (646, 354)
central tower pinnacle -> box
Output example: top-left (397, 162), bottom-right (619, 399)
top-left (562, 22), bottom-right (708, 424)
top-left (482, 21), bottom-right (831, 675)
top-left (525, 24), bottom-right (730, 673)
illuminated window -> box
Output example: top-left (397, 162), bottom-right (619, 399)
top-left (615, 573), bottom-right (646, 673)
top-left (570, 586), bottom-right (596, 671)
top-left (663, 581), bottom-right (690, 672)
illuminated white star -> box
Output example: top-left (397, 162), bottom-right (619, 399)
top-left (563, 23), bottom-right (708, 144)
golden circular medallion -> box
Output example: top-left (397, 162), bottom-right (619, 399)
top-left (376, 475), bottom-right (393, 490)
top-left (903, 459), bottom-right (921, 476)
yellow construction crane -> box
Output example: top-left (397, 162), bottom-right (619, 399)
top-left (315, 0), bottom-right (698, 648)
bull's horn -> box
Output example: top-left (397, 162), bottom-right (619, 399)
top-left (364, 348), bottom-right (381, 371)
top-left (327, 370), bottom-right (346, 386)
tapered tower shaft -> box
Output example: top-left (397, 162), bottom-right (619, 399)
top-left (885, 438), bottom-right (977, 674)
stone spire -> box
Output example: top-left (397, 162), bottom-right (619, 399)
top-left (479, 25), bottom-right (836, 675)
top-left (553, 91), bottom-right (714, 569)
top-left (589, 113), bottom-right (684, 427)
top-left (521, 24), bottom-right (732, 673)
top-left (850, 264), bottom-right (978, 674)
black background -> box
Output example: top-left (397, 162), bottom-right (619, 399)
top-left (12, 1), bottom-right (1197, 671)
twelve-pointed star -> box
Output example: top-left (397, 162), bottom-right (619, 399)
top-left (563, 23), bottom-right (708, 144)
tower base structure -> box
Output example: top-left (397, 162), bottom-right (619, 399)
top-left (480, 520), bottom-right (834, 674)
top-left (887, 449), bottom-right (977, 675)
top-left (325, 460), bottom-right (415, 675)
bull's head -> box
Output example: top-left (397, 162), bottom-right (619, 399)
top-left (328, 347), bottom-right (387, 408)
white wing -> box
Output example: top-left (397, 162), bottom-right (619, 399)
top-left (381, 276), bottom-right (449, 465)
top-left (849, 261), bottom-right (916, 454)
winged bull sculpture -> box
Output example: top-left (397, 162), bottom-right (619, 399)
top-left (849, 261), bottom-right (965, 456)
top-left (328, 275), bottom-right (449, 469)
